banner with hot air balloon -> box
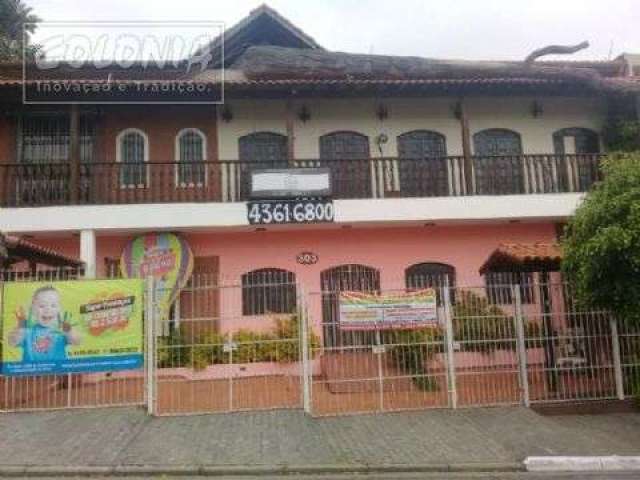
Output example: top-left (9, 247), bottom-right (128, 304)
top-left (1, 279), bottom-right (144, 376)
top-left (120, 233), bottom-right (194, 322)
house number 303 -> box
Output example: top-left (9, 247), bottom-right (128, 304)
top-left (296, 252), bottom-right (319, 265)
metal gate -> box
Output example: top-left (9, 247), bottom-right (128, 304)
top-left (2, 270), bottom-right (640, 417)
top-left (149, 273), bottom-right (305, 415)
top-left (0, 269), bottom-right (146, 412)
top-left (304, 281), bottom-right (640, 416)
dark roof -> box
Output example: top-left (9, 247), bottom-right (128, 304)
top-left (197, 4), bottom-right (322, 69)
top-left (0, 4), bottom-right (637, 96)
top-left (602, 76), bottom-right (640, 93)
top-left (1, 234), bottom-right (84, 268)
top-left (479, 243), bottom-right (563, 274)
top-left (231, 47), bottom-right (627, 81)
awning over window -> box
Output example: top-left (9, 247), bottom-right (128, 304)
top-left (479, 242), bottom-right (562, 274)
top-left (0, 233), bottom-right (84, 268)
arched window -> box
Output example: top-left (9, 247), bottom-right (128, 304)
top-left (241, 268), bottom-right (296, 316)
top-left (117, 129), bottom-right (148, 187)
top-left (397, 130), bottom-right (448, 197)
top-left (175, 128), bottom-right (206, 186)
top-left (320, 264), bottom-right (380, 347)
top-left (319, 131), bottom-right (371, 198)
top-left (405, 262), bottom-right (455, 289)
top-left (473, 129), bottom-right (523, 194)
top-left (405, 262), bottom-right (455, 306)
top-left (552, 127), bottom-right (600, 155)
top-left (238, 132), bottom-right (288, 199)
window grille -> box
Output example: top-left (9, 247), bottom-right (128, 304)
top-left (241, 268), bottom-right (297, 316)
top-left (397, 130), bottom-right (449, 197)
top-left (19, 114), bottom-right (95, 164)
top-left (177, 130), bottom-right (205, 185)
top-left (119, 131), bottom-right (147, 187)
top-left (405, 262), bottom-right (455, 305)
top-left (473, 129), bottom-right (524, 195)
top-left (484, 271), bottom-right (535, 305)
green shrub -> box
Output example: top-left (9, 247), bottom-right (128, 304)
top-left (387, 328), bottom-right (444, 391)
top-left (155, 314), bottom-right (319, 370)
top-left (452, 290), bottom-right (542, 353)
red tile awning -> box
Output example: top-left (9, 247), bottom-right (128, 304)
top-left (479, 242), bottom-right (563, 274)
top-left (1, 234), bottom-right (84, 268)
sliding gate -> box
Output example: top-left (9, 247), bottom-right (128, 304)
top-left (150, 274), bottom-right (305, 415)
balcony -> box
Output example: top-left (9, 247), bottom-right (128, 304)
top-left (0, 154), bottom-right (602, 208)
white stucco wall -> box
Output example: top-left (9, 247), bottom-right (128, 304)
top-left (217, 96), bottom-right (606, 159)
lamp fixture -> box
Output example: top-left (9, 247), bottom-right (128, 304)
top-left (531, 100), bottom-right (543, 118)
top-left (297, 105), bottom-right (311, 123)
top-left (375, 103), bottom-right (389, 121)
top-left (221, 104), bottom-right (233, 122)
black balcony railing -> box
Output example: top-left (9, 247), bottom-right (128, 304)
top-left (0, 154), bottom-right (603, 207)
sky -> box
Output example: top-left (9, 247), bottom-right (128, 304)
top-left (26, 0), bottom-right (640, 62)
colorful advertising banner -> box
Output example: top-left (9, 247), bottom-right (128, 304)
top-left (2, 279), bottom-right (144, 376)
top-left (339, 289), bottom-right (438, 331)
top-left (120, 233), bottom-right (194, 320)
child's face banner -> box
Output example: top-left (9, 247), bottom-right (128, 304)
top-left (2, 279), bottom-right (144, 376)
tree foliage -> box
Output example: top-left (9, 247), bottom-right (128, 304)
top-left (562, 153), bottom-right (640, 323)
top-left (0, 0), bottom-right (41, 61)
top-left (603, 120), bottom-right (640, 152)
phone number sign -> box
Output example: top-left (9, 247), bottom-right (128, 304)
top-left (247, 200), bottom-right (334, 225)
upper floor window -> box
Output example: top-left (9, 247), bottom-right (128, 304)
top-left (117, 129), bottom-right (148, 188)
top-left (552, 127), bottom-right (600, 155)
top-left (319, 131), bottom-right (371, 198)
top-left (241, 268), bottom-right (296, 316)
top-left (397, 130), bottom-right (448, 197)
top-left (176, 128), bottom-right (206, 186)
top-left (319, 131), bottom-right (370, 160)
top-left (473, 129), bottom-right (524, 194)
top-left (473, 129), bottom-right (523, 156)
top-left (239, 132), bottom-right (288, 165)
top-left (19, 114), bottom-right (95, 164)
top-left (238, 132), bottom-right (288, 199)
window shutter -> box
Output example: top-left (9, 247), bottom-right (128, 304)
top-left (178, 256), bottom-right (220, 335)
top-left (104, 257), bottom-right (122, 278)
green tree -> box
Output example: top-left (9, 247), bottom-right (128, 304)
top-left (562, 152), bottom-right (640, 323)
top-left (0, 0), bottom-right (41, 61)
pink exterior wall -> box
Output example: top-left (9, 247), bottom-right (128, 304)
top-left (31, 222), bottom-right (558, 334)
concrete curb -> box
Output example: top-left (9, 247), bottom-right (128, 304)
top-left (525, 456), bottom-right (640, 472)
top-left (0, 462), bottom-right (523, 477)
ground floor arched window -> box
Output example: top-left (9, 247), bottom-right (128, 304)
top-left (405, 262), bottom-right (456, 305)
top-left (320, 264), bottom-right (380, 347)
top-left (241, 268), bottom-right (296, 316)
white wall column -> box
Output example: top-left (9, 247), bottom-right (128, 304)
top-left (79, 229), bottom-right (97, 279)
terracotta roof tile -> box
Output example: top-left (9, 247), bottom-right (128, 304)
top-left (2, 234), bottom-right (84, 268)
top-left (479, 242), bottom-right (563, 274)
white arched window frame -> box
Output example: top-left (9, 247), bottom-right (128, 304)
top-left (175, 128), bottom-right (207, 187)
top-left (116, 128), bottom-right (149, 188)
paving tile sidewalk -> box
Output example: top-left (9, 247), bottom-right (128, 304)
top-left (0, 407), bottom-right (639, 468)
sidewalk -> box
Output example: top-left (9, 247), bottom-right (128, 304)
top-left (0, 406), bottom-right (639, 474)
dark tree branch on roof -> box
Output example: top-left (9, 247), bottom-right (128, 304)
top-left (524, 41), bottom-right (590, 64)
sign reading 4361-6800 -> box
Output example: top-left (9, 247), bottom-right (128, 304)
top-left (247, 199), bottom-right (334, 225)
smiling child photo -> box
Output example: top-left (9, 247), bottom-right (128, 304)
top-left (8, 286), bottom-right (82, 363)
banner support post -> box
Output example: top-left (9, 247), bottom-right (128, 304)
top-left (145, 276), bottom-right (156, 416)
top-left (443, 280), bottom-right (457, 409)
